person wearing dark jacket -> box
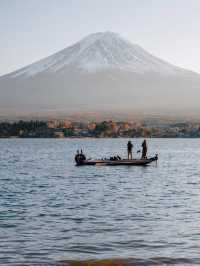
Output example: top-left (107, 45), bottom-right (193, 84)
top-left (127, 141), bottom-right (133, 159)
top-left (141, 139), bottom-right (147, 159)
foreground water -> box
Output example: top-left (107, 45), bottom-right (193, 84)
top-left (1, 139), bottom-right (200, 265)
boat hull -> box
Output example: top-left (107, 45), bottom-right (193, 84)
top-left (76, 155), bottom-right (158, 166)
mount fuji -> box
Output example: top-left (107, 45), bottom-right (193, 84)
top-left (1, 31), bottom-right (200, 117)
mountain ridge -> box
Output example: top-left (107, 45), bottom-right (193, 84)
top-left (0, 31), bottom-right (200, 116)
top-left (2, 31), bottom-right (197, 78)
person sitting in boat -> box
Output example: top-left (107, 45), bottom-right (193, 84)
top-left (127, 141), bottom-right (133, 159)
top-left (141, 139), bottom-right (147, 159)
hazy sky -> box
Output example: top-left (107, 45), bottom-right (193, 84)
top-left (1, 0), bottom-right (200, 76)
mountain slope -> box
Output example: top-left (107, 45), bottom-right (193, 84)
top-left (0, 31), bottom-right (200, 116)
top-left (6, 32), bottom-right (191, 77)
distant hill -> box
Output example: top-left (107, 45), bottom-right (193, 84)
top-left (1, 31), bottom-right (200, 117)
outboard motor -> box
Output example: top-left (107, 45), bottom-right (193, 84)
top-left (75, 151), bottom-right (86, 165)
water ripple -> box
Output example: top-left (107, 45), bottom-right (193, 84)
top-left (1, 139), bottom-right (200, 265)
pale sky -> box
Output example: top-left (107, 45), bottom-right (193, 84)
top-left (1, 0), bottom-right (200, 76)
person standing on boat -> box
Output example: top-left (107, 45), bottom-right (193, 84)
top-left (127, 141), bottom-right (133, 159)
top-left (141, 139), bottom-right (147, 159)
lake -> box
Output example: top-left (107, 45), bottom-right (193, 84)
top-left (1, 138), bottom-right (200, 265)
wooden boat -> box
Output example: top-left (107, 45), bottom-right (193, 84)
top-left (75, 154), bottom-right (158, 166)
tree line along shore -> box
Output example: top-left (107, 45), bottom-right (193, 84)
top-left (0, 119), bottom-right (200, 138)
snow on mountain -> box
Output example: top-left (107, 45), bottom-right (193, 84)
top-left (11, 31), bottom-right (182, 78)
top-left (1, 31), bottom-right (200, 116)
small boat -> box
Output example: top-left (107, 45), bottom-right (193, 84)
top-left (75, 154), bottom-right (158, 166)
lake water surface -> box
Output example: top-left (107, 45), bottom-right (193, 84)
top-left (1, 139), bottom-right (200, 265)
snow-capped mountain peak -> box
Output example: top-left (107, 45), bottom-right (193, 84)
top-left (1, 32), bottom-right (200, 116)
top-left (12, 31), bottom-right (181, 78)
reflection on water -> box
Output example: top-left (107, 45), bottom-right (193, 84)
top-left (1, 138), bottom-right (200, 265)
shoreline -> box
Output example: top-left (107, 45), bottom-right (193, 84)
top-left (60, 257), bottom-right (195, 266)
top-left (1, 136), bottom-right (200, 139)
